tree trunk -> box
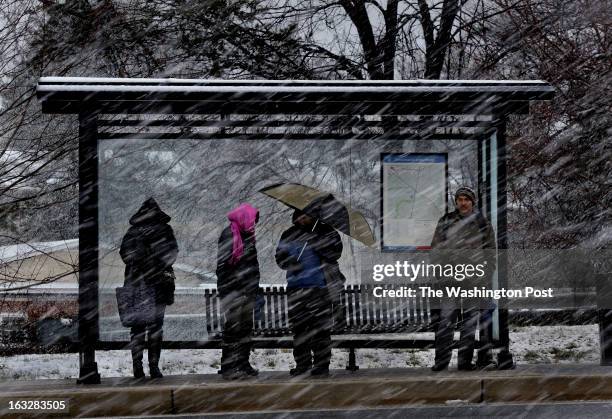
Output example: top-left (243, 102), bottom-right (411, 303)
top-left (419, 0), bottom-right (460, 79)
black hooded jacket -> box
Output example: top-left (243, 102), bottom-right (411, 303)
top-left (120, 198), bottom-right (178, 301)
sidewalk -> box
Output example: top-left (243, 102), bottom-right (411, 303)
top-left (1, 364), bottom-right (611, 417)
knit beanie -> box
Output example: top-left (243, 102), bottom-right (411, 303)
top-left (455, 186), bottom-right (476, 204)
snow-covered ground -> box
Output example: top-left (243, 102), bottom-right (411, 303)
top-left (0, 325), bottom-right (599, 380)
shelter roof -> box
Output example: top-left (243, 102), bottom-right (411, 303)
top-left (38, 77), bottom-right (554, 115)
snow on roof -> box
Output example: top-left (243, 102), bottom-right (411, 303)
top-left (39, 76), bottom-right (550, 85)
top-left (38, 77), bottom-right (554, 116)
top-left (37, 77), bottom-right (554, 96)
top-left (37, 84), bottom-right (552, 94)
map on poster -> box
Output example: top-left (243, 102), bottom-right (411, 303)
top-left (382, 154), bottom-right (447, 251)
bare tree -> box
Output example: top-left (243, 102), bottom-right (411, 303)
top-left (266, 0), bottom-right (498, 79)
top-left (0, 0), bottom-right (311, 293)
top-left (472, 0), bottom-right (611, 248)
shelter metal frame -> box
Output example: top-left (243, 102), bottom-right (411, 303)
top-left (37, 77), bottom-right (554, 384)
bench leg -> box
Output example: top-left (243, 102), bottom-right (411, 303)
top-left (346, 347), bottom-right (359, 371)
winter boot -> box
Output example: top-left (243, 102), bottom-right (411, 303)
top-left (149, 365), bottom-right (163, 379)
top-left (218, 347), bottom-right (231, 374)
top-left (310, 365), bottom-right (330, 378)
top-left (148, 330), bottom-right (164, 379)
top-left (289, 364), bottom-right (312, 377)
top-left (221, 342), bottom-right (247, 380)
top-left (130, 328), bottom-right (146, 379)
top-left (220, 344), bottom-right (239, 375)
top-left (476, 348), bottom-right (498, 371)
top-left (222, 369), bottom-right (247, 380)
top-left (431, 362), bottom-right (449, 372)
top-left (457, 362), bottom-right (477, 371)
top-left (239, 345), bottom-right (258, 376)
top-left (132, 361), bottom-right (145, 379)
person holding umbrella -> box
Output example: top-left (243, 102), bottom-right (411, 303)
top-left (263, 183), bottom-right (375, 377)
top-left (216, 203), bottom-right (261, 379)
top-left (276, 204), bottom-right (337, 377)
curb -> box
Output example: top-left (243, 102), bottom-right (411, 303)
top-left (1, 372), bottom-right (612, 417)
top-left (173, 377), bottom-right (481, 414)
top-left (0, 387), bottom-right (172, 418)
top-left (483, 375), bottom-right (612, 403)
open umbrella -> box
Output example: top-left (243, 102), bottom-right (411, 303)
top-left (259, 183), bottom-right (375, 247)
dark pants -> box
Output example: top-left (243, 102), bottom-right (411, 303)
top-left (434, 298), bottom-right (479, 368)
top-left (477, 305), bottom-right (496, 366)
top-left (130, 305), bottom-right (165, 368)
top-left (288, 287), bottom-right (332, 370)
top-left (326, 277), bottom-right (347, 331)
top-left (221, 293), bottom-right (256, 372)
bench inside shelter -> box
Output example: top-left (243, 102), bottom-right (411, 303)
top-left (202, 284), bottom-right (492, 371)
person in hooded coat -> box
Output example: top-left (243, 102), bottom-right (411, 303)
top-left (120, 198), bottom-right (178, 379)
top-left (216, 203), bottom-right (261, 379)
top-left (276, 209), bottom-right (339, 377)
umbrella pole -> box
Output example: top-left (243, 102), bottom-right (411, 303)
top-left (296, 219), bottom-right (319, 261)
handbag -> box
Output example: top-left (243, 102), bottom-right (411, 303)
top-left (116, 281), bottom-right (157, 327)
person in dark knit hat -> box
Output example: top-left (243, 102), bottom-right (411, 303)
top-left (429, 186), bottom-right (497, 372)
top-left (455, 186), bottom-right (476, 207)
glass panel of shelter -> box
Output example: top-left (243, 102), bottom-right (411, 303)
top-left (95, 123), bottom-right (501, 343)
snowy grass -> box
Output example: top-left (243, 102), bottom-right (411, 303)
top-left (510, 324), bottom-right (599, 364)
top-left (0, 325), bottom-right (600, 380)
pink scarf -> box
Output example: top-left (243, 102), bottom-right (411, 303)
top-left (227, 203), bottom-right (259, 265)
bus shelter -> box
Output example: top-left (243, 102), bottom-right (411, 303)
top-left (37, 78), bottom-right (554, 384)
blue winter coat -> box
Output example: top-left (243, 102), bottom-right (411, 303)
top-left (276, 227), bottom-right (326, 289)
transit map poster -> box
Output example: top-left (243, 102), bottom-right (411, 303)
top-left (381, 153), bottom-right (447, 251)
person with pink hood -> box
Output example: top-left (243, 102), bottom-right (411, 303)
top-left (215, 203), bottom-right (261, 379)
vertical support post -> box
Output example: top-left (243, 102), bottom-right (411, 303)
top-left (600, 311), bottom-right (612, 365)
top-left (597, 273), bottom-right (612, 365)
top-left (346, 347), bottom-right (359, 371)
top-left (477, 137), bottom-right (484, 211)
top-left (77, 107), bottom-right (101, 384)
top-left (484, 136), bottom-right (492, 221)
top-left (494, 118), bottom-right (514, 370)
top-left (477, 137), bottom-right (495, 367)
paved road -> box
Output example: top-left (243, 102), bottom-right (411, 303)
top-left (114, 401), bottom-right (612, 419)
